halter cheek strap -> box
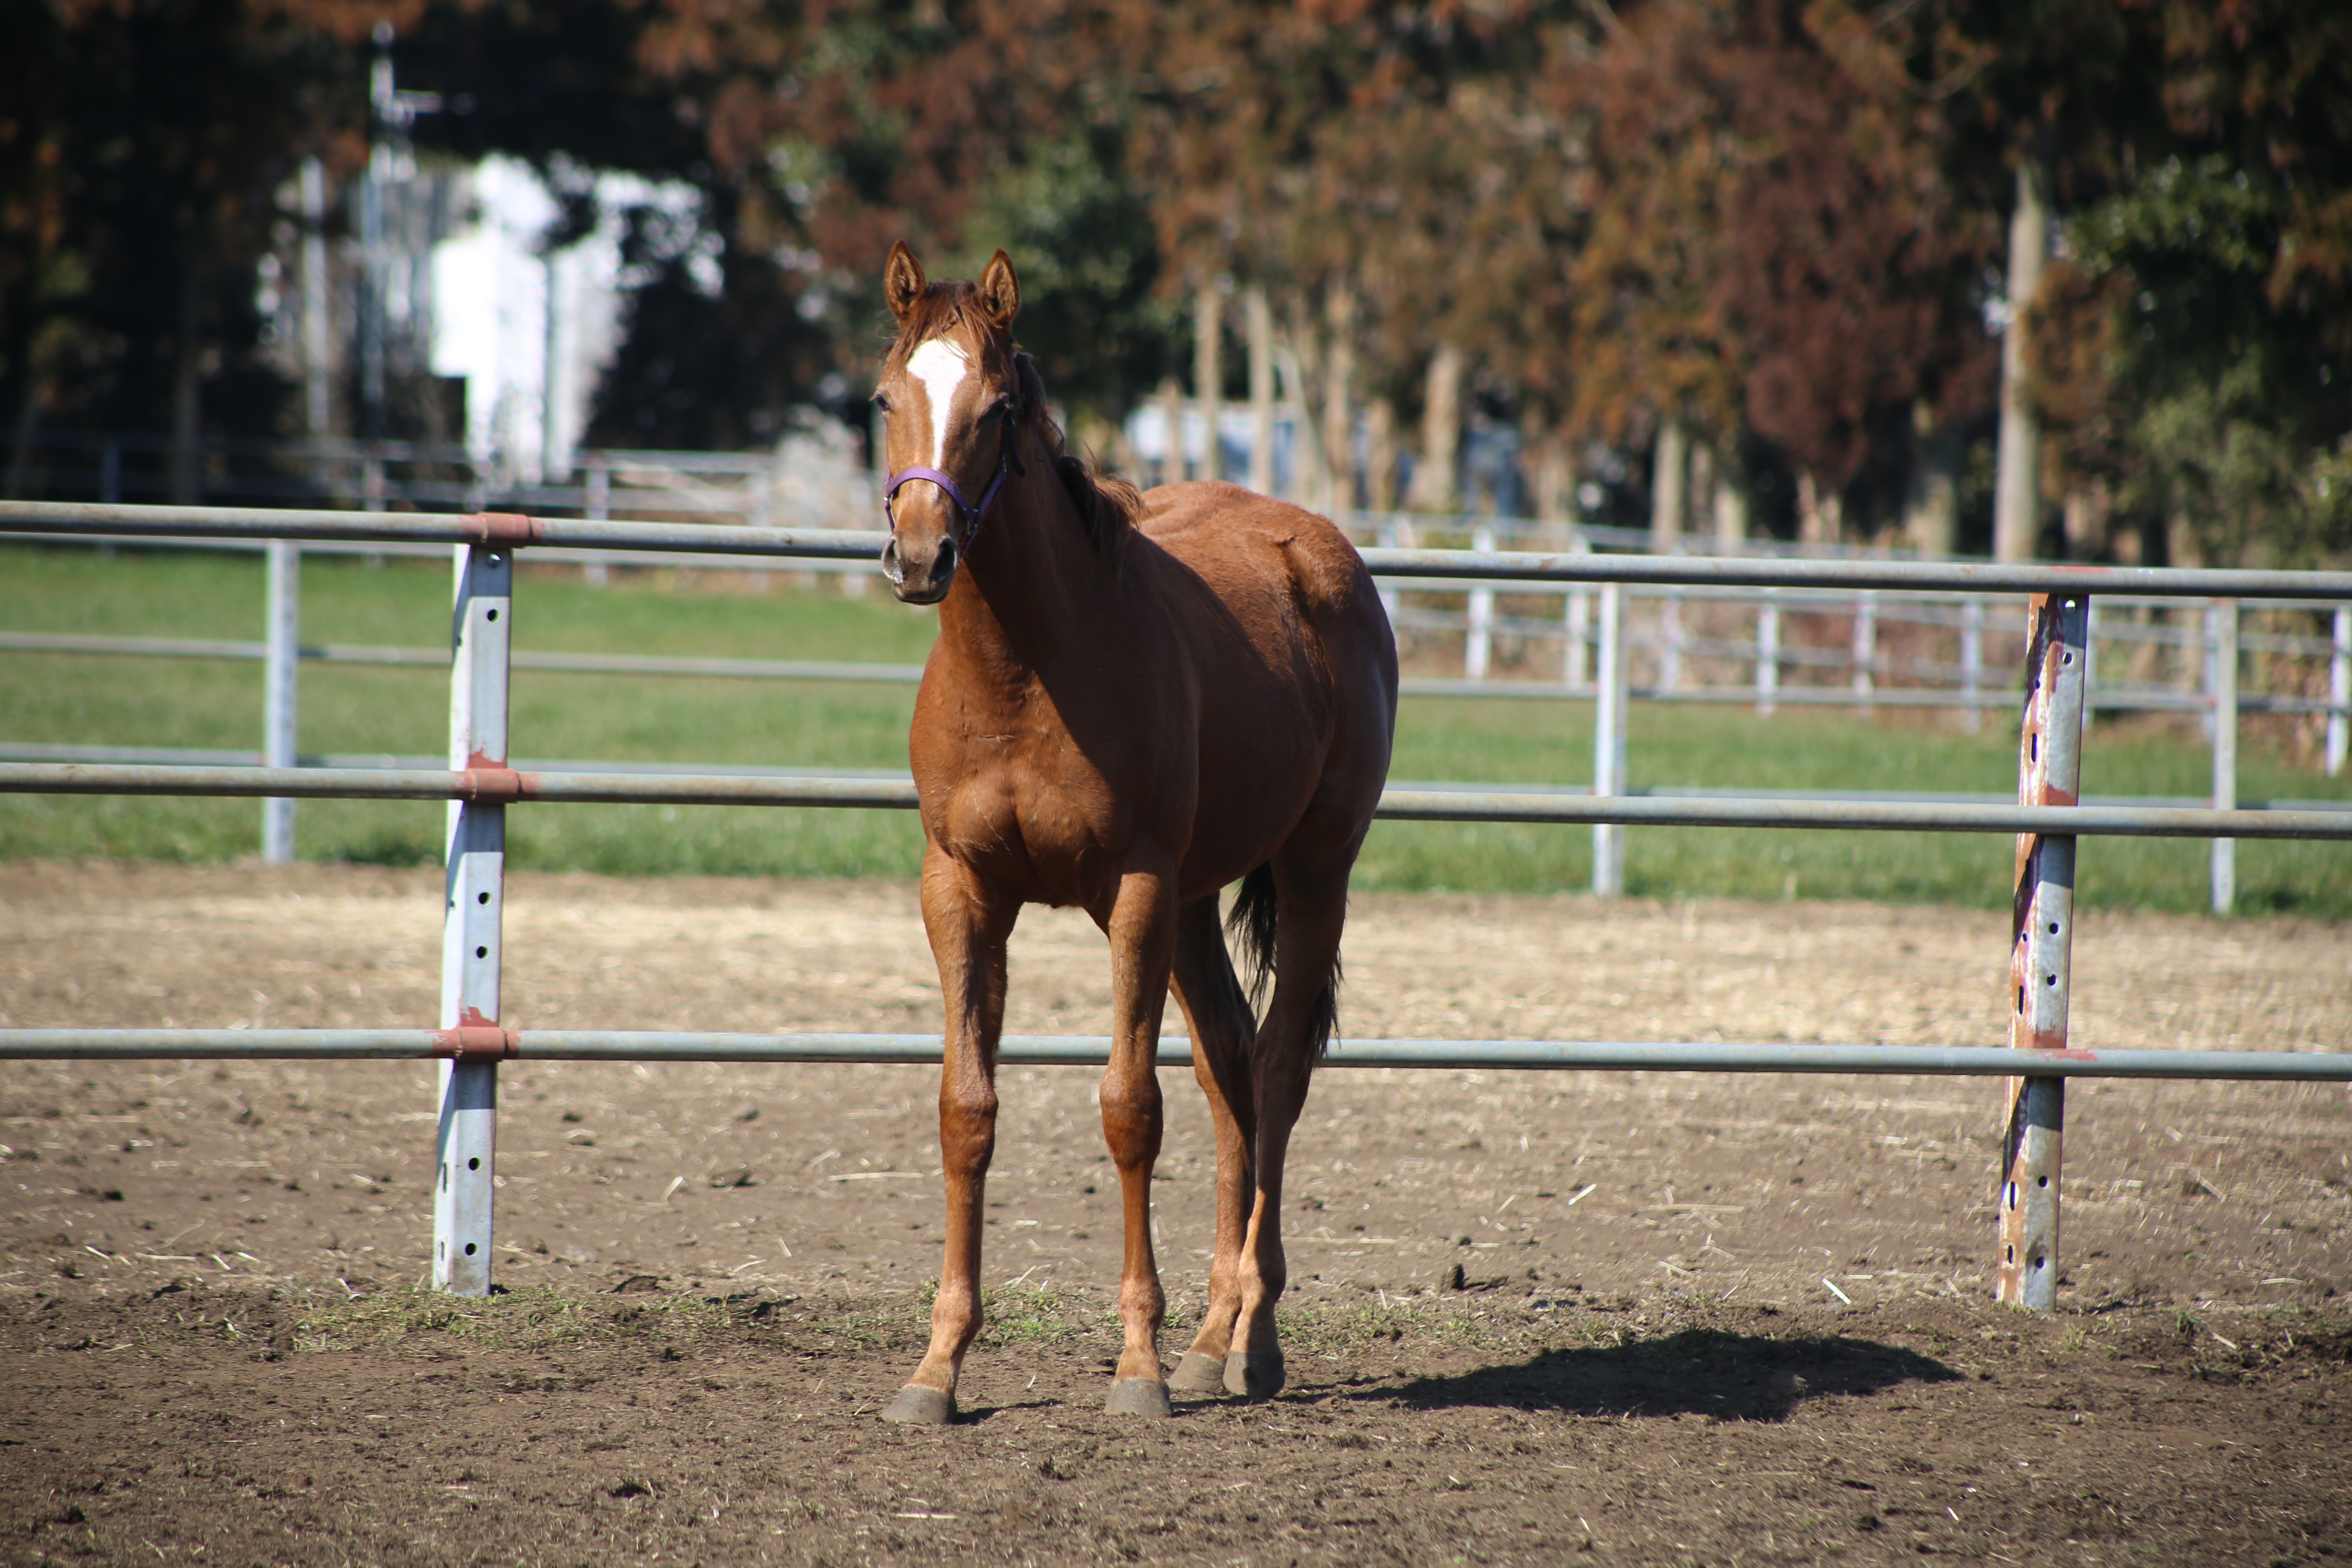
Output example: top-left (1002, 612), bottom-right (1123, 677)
top-left (884, 408), bottom-right (1023, 551)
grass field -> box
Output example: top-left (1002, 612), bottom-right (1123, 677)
top-left (2, 541), bottom-right (2345, 915)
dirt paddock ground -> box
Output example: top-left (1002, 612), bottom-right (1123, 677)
top-left (2, 861), bottom-right (2348, 1565)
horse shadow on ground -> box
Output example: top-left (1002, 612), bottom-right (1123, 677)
top-left (1340, 1327), bottom-right (1961, 1422)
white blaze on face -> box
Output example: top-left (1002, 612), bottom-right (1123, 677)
top-left (905, 338), bottom-right (970, 468)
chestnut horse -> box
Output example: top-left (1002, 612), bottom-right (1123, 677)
top-left (870, 244), bottom-right (1397, 1423)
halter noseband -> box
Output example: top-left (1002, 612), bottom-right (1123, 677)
top-left (883, 397), bottom-right (1024, 552)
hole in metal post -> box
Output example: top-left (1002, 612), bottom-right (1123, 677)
top-left (2005, 1182), bottom-right (2017, 1209)
top-left (475, 946), bottom-right (488, 959)
top-left (2046, 973), bottom-right (2058, 986)
top-left (440, 1162), bottom-right (448, 1192)
top-left (468, 1157), bottom-right (480, 1171)
top-left (2017, 986), bottom-right (2025, 1013)
top-left (486, 609), bottom-right (499, 622)
top-left (2031, 1254), bottom-right (2045, 1270)
top-left (477, 891), bottom-right (490, 905)
top-left (2005, 1244), bottom-right (2014, 1262)
top-left (2037, 1175), bottom-right (2048, 1187)
top-left (464, 1242), bottom-right (477, 1256)
top-left (2047, 922), bottom-right (2059, 935)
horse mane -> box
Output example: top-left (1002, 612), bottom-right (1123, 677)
top-left (886, 281), bottom-right (1141, 572)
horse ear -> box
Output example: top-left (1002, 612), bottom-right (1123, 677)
top-left (884, 242), bottom-right (927, 323)
top-left (976, 249), bottom-right (1020, 331)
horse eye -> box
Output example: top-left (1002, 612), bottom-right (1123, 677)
top-left (870, 392), bottom-right (891, 412)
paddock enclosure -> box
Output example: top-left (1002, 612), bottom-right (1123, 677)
top-left (2, 500), bottom-right (2350, 1561)
top-left (4, 866), bottom-right (2350, 1563)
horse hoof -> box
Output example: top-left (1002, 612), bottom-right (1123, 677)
top-left (1224, 1351), bottom-right (1286, 1399)
top-left (1105, 1378), bottom-right (1173, 1419)
top-left (1168, 1350), bottom-right (1229, 1395)
top-left (880, 1385), bottom-right (956, 1425)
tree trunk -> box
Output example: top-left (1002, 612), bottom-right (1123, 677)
top-left (1706, 439), bottom-right (1751, 546)
top-left (1903, 399), bottom-right (1961, 557)
top-left (1244, 285), bottom-right (1276, 495)
top-left (2062, 481), bottom-right (2110, 560)
top-left (1650, 416), bottom-right (1688, 549)
top-left (171, 245), bottom-right (208, 506)
top-left (1533, 432), bottom-right (1577, 525)
top-left (1193, 283), bottom-right (1222, 483)
top-left (1323, 282), bottom-right (1357, 512)
top-left (1366, 397), bottom-right (1397, 512)
top-left (1156, 376), bottom-right (1184, 489)
top-left (1279, 294), bottom-right (1330, 512)
top-left (1405, 343), bottom-right (1463, 513)
top-left (1797, 470), bottom-right (1843, 545)
top-left (1993, 163), bottom-right (2049, 563)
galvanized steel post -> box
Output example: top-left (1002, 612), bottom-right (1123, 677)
top-left (1466, 524), bottom-right (1494, 681)
top-left (1851, 591), bottom-right (1876, 714)
top-left (1592, 582), bottom-right (1628, 896)
top-left (2211, 599), bottom-right (2238, 914)
top-left (261, 541), bottom-right (299, 863)
top-left (1961, 597), bottom-right (1984, 733)
top-left (1998, 591), bottom-right (2087, 1311)
top-left (1755, 589), bottom-right (1779, 715)
top-left (434, 542), bottom-right (512, 1295)
top-left (2330, 606), bottom-right (2349, 778)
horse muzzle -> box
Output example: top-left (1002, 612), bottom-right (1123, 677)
top-left (882, 531), bottom-right (957, 605)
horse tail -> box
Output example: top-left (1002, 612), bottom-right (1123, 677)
top-left (1224, 862), bottom-right (1341, 1060)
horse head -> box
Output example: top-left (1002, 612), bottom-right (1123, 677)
top-left (873, 242), bottom-right (1025, 605)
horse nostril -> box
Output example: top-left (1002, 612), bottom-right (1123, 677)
top-left (932, 536), bottom-right (957, 583)
top-left (880, 537), bottom-right (904, 585)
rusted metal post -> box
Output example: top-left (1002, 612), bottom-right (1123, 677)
top-left (1998, 591), bottom-right (2087, 1311)
top-left (1592, 582), bottom-right (1627, 896)
top-left (433, 542), bottom-right (512, 1295)
top-left (2211, 598), bottom-right (2238, 914)
top-left (261, 541), bottom-right (299, 863)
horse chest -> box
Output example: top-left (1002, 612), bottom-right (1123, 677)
top-left (920, 743), bottom-right (1141, 899)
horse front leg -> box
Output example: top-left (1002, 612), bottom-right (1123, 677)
top-left (1095, 863), bottom-right (1179, 1417)
top-left (883, 848), bottom-right (1016, 1425)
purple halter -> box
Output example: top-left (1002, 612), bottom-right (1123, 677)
top-left (884, 401), bottom-right (1023, 552)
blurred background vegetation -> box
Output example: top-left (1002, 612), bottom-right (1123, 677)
top-left (3, 0), bottom-right (2350, 563)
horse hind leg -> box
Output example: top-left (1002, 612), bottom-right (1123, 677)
top-left (1226, 858), bottom-right (1351, 1400)
top-left (1165, 892), bottom-right (1257, 1396)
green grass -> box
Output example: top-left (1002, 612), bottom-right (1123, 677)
top-left (2, 541), bottom-right (2346, 914)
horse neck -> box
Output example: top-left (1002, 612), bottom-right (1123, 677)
top-left (935, 437), bottom-right (1108, 679)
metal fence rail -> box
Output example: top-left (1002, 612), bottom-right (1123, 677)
top-left (7, 1030), bottom-right (2347, 1082)
top-left (4, 499), bottom-right (2350, 1316)
top-left (5, 761), bottom-right (2349, 839)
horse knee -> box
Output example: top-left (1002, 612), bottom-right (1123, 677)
top-left (1098, 1070), bottom-right (1163, 1171)
top-left (938, 1080), bottom-right (998, 1175)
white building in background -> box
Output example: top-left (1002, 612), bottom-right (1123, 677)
top-left (429, 156), bottom-right (709, 483)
